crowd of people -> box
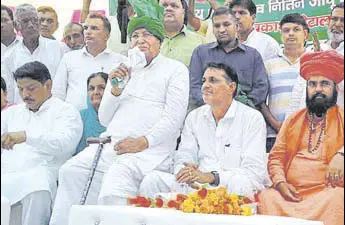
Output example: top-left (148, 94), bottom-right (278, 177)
top-left (1, 0), bottom-right (344, 225)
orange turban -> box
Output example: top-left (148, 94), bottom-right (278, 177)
top-left (300, 50), bottom-right (344, 84)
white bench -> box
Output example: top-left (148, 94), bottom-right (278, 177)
top-left (68, 205), bottom-right (324, 225)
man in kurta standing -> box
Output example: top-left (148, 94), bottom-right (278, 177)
top-left (49, 0), bottom-right (189, 224)
top-left (258, 50), bottom-right (344, 225)
top-left (1, 61), bottom-right (83, 225)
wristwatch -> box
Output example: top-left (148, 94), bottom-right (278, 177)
top-left (210, 171), bottom-right (220, 187)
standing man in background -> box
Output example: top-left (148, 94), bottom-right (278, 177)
top-left (37, 6), bottom-right (59, 40)
top-left (1, 4), bottom-right (21, 59)
top-left (229, 0), bottom-right (280, 61)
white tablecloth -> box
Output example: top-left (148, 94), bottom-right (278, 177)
top-left (69, 205), bottom-right (324, 225)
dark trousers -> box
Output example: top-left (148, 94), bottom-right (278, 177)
top-left (266, 137), bottom-right (277, 153)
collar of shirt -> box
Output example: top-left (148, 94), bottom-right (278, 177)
top-left (19, 36), bottom-right (46, 53)
top-left (242, 28), bottom-right (256, 45)
top-left (82, 47), bottom-right (112, 57)
top-left (209, 38), bottom-right (246, 52)
top-left (202, 100), bottom-right (239, 123)
top-left (278, 49), bottom-right (303, 65)
top-left (164, 25), bottom-right (187, 40)
top-left (143, 53), bottom-right (162, 70)
top-left (28, 96), bottom-right (54, 114)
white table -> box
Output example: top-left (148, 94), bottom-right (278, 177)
top-left (69, 205), bottom-right (324, 225)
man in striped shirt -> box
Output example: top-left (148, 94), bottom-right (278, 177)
top-left (260, 13), bottom-right (309, 152)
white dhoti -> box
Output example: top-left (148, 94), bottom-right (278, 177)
top-left (49, 142), bottom-right (173, 225)
top-left (10, 191), bottom-right (51, 225)
top-left (140, 171), bottom-right (259, 199)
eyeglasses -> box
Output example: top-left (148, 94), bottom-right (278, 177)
top-left (130, 32), bottom-right (154, 41)
top-left (20, 17), bottom-right (39, 25)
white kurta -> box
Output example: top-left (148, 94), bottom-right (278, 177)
top-left (52, 47), bottom-right (127, 110)
top-left (1, 97), bottom-right (83, 205)
top-left (140, 100), bottom-right (268, 198)
top-left (49, 55), bottom-right (189, 225)
top-left (243, 29), bottom-right (281, 61)
top-left (1, 35), bottom-right (22, 61)
top-left (1, 37), bottom-right (63, 104)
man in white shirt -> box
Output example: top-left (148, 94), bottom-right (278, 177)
top-left (309, 2), bottom-right (344, 55)
top-left (229, 0), bottom-right (281, 61)
top-left (140, 62), bottom-right (267, 198)
top-left (49, 3), bottom-right (189, 224)
top-left (61, 22), bottom-right (85, 53)
top-left (52, 13), bottom-right (127, 110)
top-left (1, 61), bottom-right (83, 225)
top-left (1, 4), bottom-right (21, 60)
top-left (1, 4), bottom-right (63, 104)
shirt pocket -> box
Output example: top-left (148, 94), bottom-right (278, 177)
top-left (222, 143), bottom-right (242, 170)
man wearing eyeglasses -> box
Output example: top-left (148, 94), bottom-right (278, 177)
top-left (1, 3), bottom-right (63, 104)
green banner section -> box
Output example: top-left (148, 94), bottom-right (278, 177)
top-left (109, 0), bottom-right (342, 43)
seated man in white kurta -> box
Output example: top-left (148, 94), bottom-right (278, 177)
top-left (1, 61), bottom-right (83, 225)
top-left (140, 62), bottom-right (268, 198)
top-left (48, 2), bottom-right (189, 224)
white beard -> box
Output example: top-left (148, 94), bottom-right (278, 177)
top-left (328, 29), bottom-right (344, 44)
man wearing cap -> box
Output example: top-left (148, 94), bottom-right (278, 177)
top-left (49, 0), bottom-right (189, 224)
top-left (258, 51), bottom-right (344, 225)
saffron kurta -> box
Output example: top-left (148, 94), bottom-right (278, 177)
top-left (258, 106), bottom-right (344, 225)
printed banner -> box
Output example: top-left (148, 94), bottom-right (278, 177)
top-left (109, 0), bottom-right (343, 43)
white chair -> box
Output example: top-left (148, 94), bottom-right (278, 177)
top-left (1, 196), bottom-right (10, 225)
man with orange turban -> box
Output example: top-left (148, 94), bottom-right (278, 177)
top-left (258, 50), bottom-right (344, 225)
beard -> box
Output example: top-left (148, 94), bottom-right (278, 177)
top-left (328, 29), bottom-right (344, 44)
top-left (306, 87), bottom-right (338, 117)
top-left (216, 36), bottom-right (236, 47)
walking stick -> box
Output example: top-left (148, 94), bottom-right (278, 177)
top-left (80, 136), bottom-right (111, 205)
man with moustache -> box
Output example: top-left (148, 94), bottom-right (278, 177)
top-left (1, 4), bottom-right (21, 59)
top-left (1, 61), bottom-right (82, 225)
top-left (61, 22), bottom-right (85, 53)
top-left (49, 0), bottom-right (189, 224)
top-left (1, 4), bottom-right (63, 105)
top-left (139, 62), bottom-right (267, 198)
top-left (159, 0), bottom-right (205, 66)
top-left (258, 51), bottom-right (344, 225)
top-left (189, 7), bottom-right (268, 110)
top-left (52, 13), bottom-right (127, 110)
